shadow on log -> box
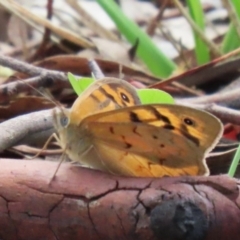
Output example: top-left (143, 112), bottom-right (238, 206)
top-left (0, 159), bottom-right (239, 240)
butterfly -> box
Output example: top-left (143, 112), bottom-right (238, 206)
top-left (53, 77), bottom-right (223, 177)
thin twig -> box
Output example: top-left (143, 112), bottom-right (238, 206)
top-left (179, 87), bottom-right (240, 108)
top-left (172, 0), bottom-right (221, 57)
top-left (158, 23), bottom-right (190, 69)
top-left (0, 53), bottom-right (67, 80)
top-left (0, 0), bottom-right (95, 49)
top-left (66, 0), bottom-right (119, 41)
top-left (88, 60), bottom-right (105, 79)
top-left (146, 0), bottom-right (168, 36)
top-left (0, 76), bottom-right (69, 103)
top-left (29, 0), bottom-right (54, 61)
top-left (221, 0), bottom-right (240, 39)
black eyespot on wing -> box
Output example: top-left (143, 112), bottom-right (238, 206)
top-left (121, 92), bottom-right (130, 103)
top-left (184, 118), bottom-right (194, 126)
top-left (60, 116), bottom-right (69, 127)
top-left (152, 135), bottom-right (158, 139)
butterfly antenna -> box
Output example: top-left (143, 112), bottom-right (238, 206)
top-left (18, 78), bottom-right (61, 107)
top-left (19, 78), bottom-right (67, 120)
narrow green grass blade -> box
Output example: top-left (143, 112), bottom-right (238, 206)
top-left (222, 0), bottom-right (240, 53)
top-left (228, 143), bottom-right (240, 177)
top-left (186, 0), bottom-right (210, 64)
top-left (96, 0), bottom-right (177, 78)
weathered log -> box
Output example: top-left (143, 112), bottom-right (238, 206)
top-left (0, 159), bottom-right (239, 240)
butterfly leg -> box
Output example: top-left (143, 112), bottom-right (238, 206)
top-left (49, 149), bottom-right (67, 185)
top-left (26, 133), bottom-right (61, 160)
top-left (49, 145), bottom-right (94, 184)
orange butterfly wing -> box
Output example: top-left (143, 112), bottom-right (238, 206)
top-left (81, 104), bottom-right (222, 177)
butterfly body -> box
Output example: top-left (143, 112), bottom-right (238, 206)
top-left (53, 77), bottom-right (223, 177)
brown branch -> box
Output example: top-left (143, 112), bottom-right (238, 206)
top-left (180, 87), bottom-right (240, 108)
top-left (0, 76), bottom-right (69, 103)
top-left (0, 54), bottom-right (71, 102)
top-left (0, 109), bottom-right (54, 152)
top-left (0, 53), bottom-right (67, 80)
top-left (0, 159), bottom-right (239, 240)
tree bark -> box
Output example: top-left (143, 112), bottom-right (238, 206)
top-left (0, 159), bottom-right (239, 240)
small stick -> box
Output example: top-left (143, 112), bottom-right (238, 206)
top-left (146, 0), bottom-right (168, 36)
top-left (88, 59), bottom-right (105, 80)
top-left (0, 76), bottom-right (68, 101)
top-left (180, 87), bottom-right (240, 108)
top-left (172, 0), bottom-right (221, 57)
top-left (0, 53), bottom-right (68, 80)
top-left (29, 0), bottom-right (54, 61)
top-left (66, 0), bottom-right (119, 41)
top-left (221, 0), bottom-right (240, 39)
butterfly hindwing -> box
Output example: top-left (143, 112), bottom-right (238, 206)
top-left (82, 104), bottom-right (223, 176)
top-left (92, 139), bottom-right (205, 177)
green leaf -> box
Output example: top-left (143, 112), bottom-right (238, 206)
top-left (68, 72), bottom-right (94, 95)
top-left (137, 89), bottom-right (174, 104)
